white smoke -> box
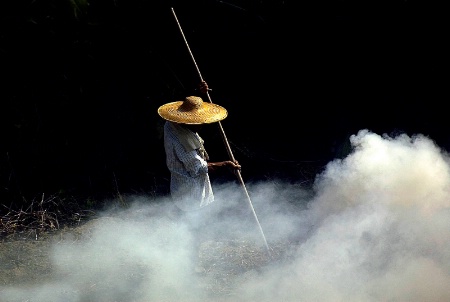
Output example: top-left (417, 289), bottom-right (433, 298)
top-left (2, 129), bottom-right (450, 302)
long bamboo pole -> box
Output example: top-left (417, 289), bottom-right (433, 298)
top-left (171, 7), bottom-right (271, 256)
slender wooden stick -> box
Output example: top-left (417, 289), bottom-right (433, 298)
top-left (171, 7), bottom-right (271, 256)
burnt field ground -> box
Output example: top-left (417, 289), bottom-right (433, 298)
top-left (0, 222), bottom-right (297, 300)
top-left (0, 198), bottom-right (301, 301)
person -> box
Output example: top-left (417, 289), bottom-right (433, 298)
top-left (157, 81), bottom-right (241, 214)
top-left (158, 82), bottom-right (241, 272)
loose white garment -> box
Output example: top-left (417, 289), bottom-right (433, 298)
top-left (163, 121), bottom-right (214, 211)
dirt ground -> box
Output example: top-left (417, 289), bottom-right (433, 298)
top-left (0, 219), bottom-right (103, 287)
top-left (0, 216), bottom-right (296, 301)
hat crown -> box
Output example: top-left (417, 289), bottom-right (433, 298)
top-left (180, 96), bottom-right (203, 112)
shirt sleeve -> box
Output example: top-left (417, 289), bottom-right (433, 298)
top-left (175, 145), bottom-right (208, 177)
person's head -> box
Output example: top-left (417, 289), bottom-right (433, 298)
top-left (183, 123), bottom-right (204, 133)
top-left (157, 96), bottom-right (228, 127)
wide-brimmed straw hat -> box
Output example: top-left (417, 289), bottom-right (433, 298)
top-left (157, 96), bottom-right (228, 124)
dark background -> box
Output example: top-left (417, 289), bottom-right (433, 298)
top-left (1, 0), bottom-right (447, 207)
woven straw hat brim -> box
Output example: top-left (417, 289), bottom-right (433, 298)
top-left (158, 101), bottom-right (228, 124)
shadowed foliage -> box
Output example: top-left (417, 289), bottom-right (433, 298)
top-left (1, 0), bottom-right (447, 214)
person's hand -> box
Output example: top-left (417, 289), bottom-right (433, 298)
top-left (226, 160), bottom-right (241, 176)
top-left (227, 160), bottom-right (241, 170)
top-left (199, 81), bottom-right (210, 94)
top-left (207, 160), bottom-right (241, 174)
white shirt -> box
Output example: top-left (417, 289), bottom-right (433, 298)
top-left (163, 121), bottom-right (214, 211)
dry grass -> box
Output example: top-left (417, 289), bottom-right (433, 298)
top-left (1, 193), bottom-right (96, 241)
top-left (0, 196), bottom-right (299, 299)
top-left (196, 239), bottom-right (298, 296)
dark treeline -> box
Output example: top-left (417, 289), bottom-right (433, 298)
top-left (1, 0), bottom-right (177, 207)
top-left (1, 1), bottom-right (447, 209)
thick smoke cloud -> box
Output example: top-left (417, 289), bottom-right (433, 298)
top-left (2, 129), bottom-right (450, 301)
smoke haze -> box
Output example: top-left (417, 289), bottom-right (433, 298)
top-left (2, 129), bottom-right (450, 301)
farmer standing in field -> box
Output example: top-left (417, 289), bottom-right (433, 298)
top-left (157, 81), bottom-right (241, 251)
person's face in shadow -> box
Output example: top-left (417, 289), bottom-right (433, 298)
top-left (184, 124), bottom-right (204, 133)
